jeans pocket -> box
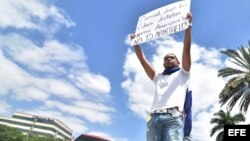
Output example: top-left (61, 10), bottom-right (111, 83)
top-left (145, 113), bottom-right (152, 123)
top-left (171, 111), bottom-right (182, 117)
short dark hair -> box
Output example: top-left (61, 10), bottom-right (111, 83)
top-left (164, 53), bottom-right (179, 62)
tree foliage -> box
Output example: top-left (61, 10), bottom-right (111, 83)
top-left (27, 135), bottom-right (63, 141)
top-left (0, 125), bottom-right (64, 141)
top-left (210, 109), bottom-right (245, 141)
top-left (218, 41), bottom-right (250, 113)
top-left (0, 125), bottom-right (24, 141)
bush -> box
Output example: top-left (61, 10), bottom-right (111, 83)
top-left (0, 125), bottom-right (64, 141)
top-left (0, 125), bottom-right (24, 141)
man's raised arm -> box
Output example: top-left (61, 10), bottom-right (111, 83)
top-left (182, 13), bottom-right (192, 72)
top-left (131, 34), bottom-right (155, 80)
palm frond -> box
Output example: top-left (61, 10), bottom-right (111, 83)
top-left (238, 46), bottom-right (250, 69)
top-left (219, 77), bottom-right (244, 97)
top-left (226, 88), bottom-right (245, 111)
top-left (239, 89), bottom-right (250, 113)
top-left (220, 49), bottom-right (248, 69)
top-left (210, 125), bottom-right (223, 137)
top-left (215, 131), bottom-right (224, 141)
top-left (210, 118), bottom-right (220, 124)
top-left (218, 67), bottom-right (246, 77)
top-left (232, 113), bottom-right (246, 123)
top-left (219, 77), bottom-right (245, 106)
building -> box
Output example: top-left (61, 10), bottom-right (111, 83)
top-left (75, 134), bottom-right (110, 141)
top-left (0, 112), bottom-right (73, 141)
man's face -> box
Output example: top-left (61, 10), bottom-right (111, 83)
top-left (163, 53), bottom-right (180, 68)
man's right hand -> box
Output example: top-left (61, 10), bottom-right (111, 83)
top-left (130, 33), bottom-right (136, 41)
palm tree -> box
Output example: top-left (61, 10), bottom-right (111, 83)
top-left (218, 41), bottom-right (250, 113)
top-left (210, 109), bottom-right (245, 141)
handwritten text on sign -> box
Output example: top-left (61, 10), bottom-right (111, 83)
top-left (131, 0), bottom-right (191, 46)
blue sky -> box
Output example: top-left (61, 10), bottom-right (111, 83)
top-left (0, 0), bottom-right (250, 141)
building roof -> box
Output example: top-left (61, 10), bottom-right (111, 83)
top-left (75, 134), bottom-right (110, 141)
top-left (14, 111), bottom-right (72, 132)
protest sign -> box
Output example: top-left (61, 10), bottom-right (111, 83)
top-left (131, 0), bottom-right (191, 46)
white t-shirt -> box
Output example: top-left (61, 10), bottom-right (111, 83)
top-left (150, 68), bottom-right (190, 112)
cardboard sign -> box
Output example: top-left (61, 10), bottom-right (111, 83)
top-left (131, 0), bottom-right (191, 46)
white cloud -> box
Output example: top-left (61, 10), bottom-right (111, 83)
top-left (0, 33), bottom-right (113, 131)
top-left (0, 0), bottom-right (114, 138)
top-left (73, 73), bottom-right (111, 94)
top-left (122, 36), bottom-right (229, 141)
top-left (44, 100), bottom-right (115, 124)
top-left (0, 0), bottom-right (75, 33)
top-left (0, 100), bottom-right (12, 114)
top-left (0, 34), bottom-right (87, 74)
top-left (42, 78), bottom-right (83, 99)
top-left (0, 33), bottom-right (111, 99)
top-left (14, 86), bottom-right (49, 101)
top-left (0, 33), bottom-right (111, 98)
top-left (0, 48), bottom-right (30, 95)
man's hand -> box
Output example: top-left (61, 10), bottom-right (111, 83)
top-left (130, 33), bottom-right (136, 41)
top-left (187, 12), bottom-right (192, 24)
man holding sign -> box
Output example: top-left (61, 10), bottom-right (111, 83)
top-left (130, 11), bottom-right (192, 141)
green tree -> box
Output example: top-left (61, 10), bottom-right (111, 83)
top-left (26, 135), bottom-right (63, 141)
top-left (218, 42), bottom-right (250, 113)
top-left (210, 109), bottom-right (245, 141)
top-left (0, 125), bottom-right (64, 141)
top-left (0, 124), bottom-right (25, 141)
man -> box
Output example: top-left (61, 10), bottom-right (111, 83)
top-left (131, 13), bottom-right (192, 141)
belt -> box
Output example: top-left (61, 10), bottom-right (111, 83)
top-left (151, 107), bottom-right (182, 117)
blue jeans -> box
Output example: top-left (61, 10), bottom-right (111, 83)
top-left (147, 113), bottom-right (183, 141)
